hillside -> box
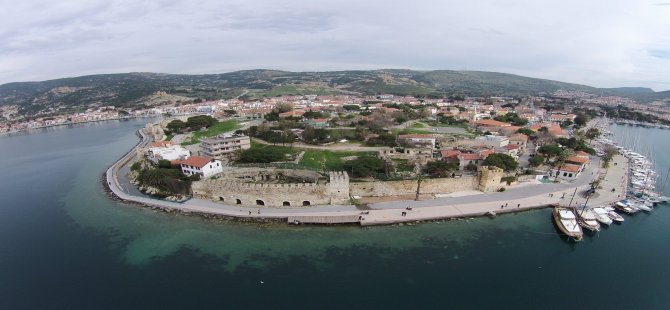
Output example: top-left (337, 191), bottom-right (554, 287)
top-left (1, 69), bottom-right (668, 116)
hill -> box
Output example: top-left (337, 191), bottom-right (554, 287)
top-left (1, 69), bottom-right (668, 116)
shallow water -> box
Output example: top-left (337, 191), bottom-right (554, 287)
top-left (1, 120), bottom-right (669, 309)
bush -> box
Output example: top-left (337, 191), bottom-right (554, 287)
top-left (342, 156), bottom-right (386, 178)
top-left (130, 161), bottom-right (142, 172)
top-left (238, 148), bottom-right (287, 163)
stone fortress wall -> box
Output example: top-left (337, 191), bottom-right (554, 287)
top-left (191, 168), bottom-right (349, 207)
top-left (192, 166), bottom-right (503, 207)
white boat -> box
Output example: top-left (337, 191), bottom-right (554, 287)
top-left (591, 207), bottom-right (613, 225)
top-left (615, 201), bottom-right (637, 214)
top-left (578, 210), bottom-right (601, 232)
top-left (607, 211), bottom-right (625, 222)
top-left (553, 207), bottom-right (583, 241)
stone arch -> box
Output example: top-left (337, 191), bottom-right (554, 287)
top-left (302, 201), bottom-right (311, 206)
top-left (218, 196), bottom-right (224, 202)
top-left (236, 199), bottom-right (242, 205)
top-left (256, 199), bottom-right (265, 206)
top-left (283, 201), bottom-right (291, 207)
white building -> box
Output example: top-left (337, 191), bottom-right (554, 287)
top-left (474, 135), bottom-right (509, 148)
top-left (398, 134), bottom-right (436, 149)
top-left (179, 156), bottom-right (223, 178)
top-left (147, 142), bottom-right (191, 163)
top-left (551, 164), bottom-right (582, 181)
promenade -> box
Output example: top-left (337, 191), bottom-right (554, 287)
top-left (105, 127), bottom-right (628, 226)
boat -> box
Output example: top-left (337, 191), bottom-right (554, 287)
top-left (607, 211), bottom-right (625, 223)
top-left (578, 209), bottom-right (601, 232)
top-left (630, 199), bottom-right (652, 212)
top-left (553, 207), bottom-right (583, 241)
top-left (614, 201), bottom-right (637, 214)
top-left (591, 207), bottom-right (613, 225)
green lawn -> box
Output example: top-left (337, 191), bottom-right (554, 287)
top-left (410, 122), bottom-right (426, 128)
top-left (300, 149), bottom-right (372, 171)
top-left (181, 120), bottom-right (240, 145)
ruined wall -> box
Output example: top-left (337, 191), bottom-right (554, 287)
top-left (191, 170), bottom-right (349, 207)
top-left (350, 176), bottom-right (478, 197)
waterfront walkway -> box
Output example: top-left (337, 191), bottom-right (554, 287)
top-left (106, 128), bottom-right (628, 226)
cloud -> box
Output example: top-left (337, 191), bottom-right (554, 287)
top-left (0, 0), bottom-right (668, 91)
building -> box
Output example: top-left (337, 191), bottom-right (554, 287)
top-left (179, 156), bottom-right (223, 178)
top-left (474, 135), bottom-right (509, 148)
top-left (200, 134), bottom-right (251, 159)
top-left (509, 133), bottom-right (528, 150)
top-left (551, 164), bottom-right (582, 181)
top-left (398, 134), bottom-right (436, 149)
top-left (147, 141), bottom-right (191, 163)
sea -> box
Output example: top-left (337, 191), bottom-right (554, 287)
top-left (1, 119), bottom-right (669, 309)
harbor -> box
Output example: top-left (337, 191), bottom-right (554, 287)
top-left (551, 118), bottom-right (670, 241)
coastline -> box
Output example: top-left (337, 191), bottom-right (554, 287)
top-left (104, 124), bottom-right (628, 226)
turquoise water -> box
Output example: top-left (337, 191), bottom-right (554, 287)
top-left (1, 120), bottom-right (669, 309)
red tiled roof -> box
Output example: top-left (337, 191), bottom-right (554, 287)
top-left (503, 144), bottom-right (520, 150)
top-left (509, 133), bottom-right (528, 141)
top-left (459, 153), bottom-right (481, 160)
top-left (574, 151), bottom-right (590, 156)
top-left (567, 155), bottom-right (589, 164)
top-left (555, 164), bottom-right (581, 173)
top-left (178, 156), bottom-right (213, 168)
top-left (440, 150), bottom-right (461, 158)
top-left (476, 119), bottom-right (511, 127)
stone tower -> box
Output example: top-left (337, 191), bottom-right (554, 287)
top-left (478, 166), bottom-right (503, 192)
top-left (327, 171), bottom-right (350, 204)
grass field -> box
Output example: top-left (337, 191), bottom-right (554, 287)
top-left (181, 120), bottom-right (240, 145)
top-left (299, 149), bottom-right (372, 170)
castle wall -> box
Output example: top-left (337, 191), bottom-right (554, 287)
top-left (350, 176), bottom-right (478, 197)
top-left (191, 170), bottom-right (350, 207)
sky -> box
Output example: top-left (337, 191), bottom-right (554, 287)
top-left (0, 0), bottom-right (669, 90)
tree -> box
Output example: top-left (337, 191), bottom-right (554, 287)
top-left (186, 115), bottom-right (217, 130)
top-left (482, 153), bottom-right (518, 171)
top-left (528, 155), bottom-right (545, 167)
top-left (574, 114), bottom-right (589, 127)
top-left (167, 119), bottom-right (188, 133)
top-left (538, 144), bottom-right (562, 157)
top-left (560, 120), bottom-right (573, 128)
top-left (585, 128), bottom-right (601, 141)
top-left (238, 148), bottom-right (287, 163)
top-left (303, 110), bottom-right (327, 119)
top-left (130, 161), bottom-right (143, 172)
top-left (157, 159), bottom-right (172, 169)
top-left (424, 161), bottom-right (459, 177)
top-left (342, 157), bottom-right (386, 178)
top-left (516, 128), bottom-right (534, 136)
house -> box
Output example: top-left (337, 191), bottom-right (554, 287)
top-left (474, 135), bottom-right (509, 148)
top-left (551, 164), bottom-right (582, 181)
top-left (458, 153), bottom-right (483, 171)
top-left (509, 133), bottom-right (528, 150)
top-left (179, 156), bottom-right (223, 178)
top-left (398, 134), bottom-right (436, 149)
top-left (499, 144), bottom-right (521, 159)
top-left (548, 113), bottom-right (576, 123)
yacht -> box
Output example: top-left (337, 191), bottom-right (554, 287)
top-left (591, 207), bottom-right (613, 225)
top-left (553, 207), bottom-right (583, 241)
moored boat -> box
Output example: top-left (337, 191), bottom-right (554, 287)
top-left (607, 211), bottom-right (625, 223)
top-left (591, 207), bottom-right (613, 225)
top-left (553, 207), bottom-right (583, 241)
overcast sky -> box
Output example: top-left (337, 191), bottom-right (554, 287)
top-left (1, 0), bottom-right (669, 90)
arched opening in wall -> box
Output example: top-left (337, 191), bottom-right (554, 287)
top-left (236, 199), bottom-right (242, 205)
top-left (283, 201), bottom-right (291, 207)
top-left (256, 200), bottom-right (265, 206)
top-left (302, 201), bottom-right (311, 206)
top-left (218, 197), bottom-right (224, 202)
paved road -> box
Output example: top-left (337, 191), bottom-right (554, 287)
top-left (106, 123), bottom-right (627, 226)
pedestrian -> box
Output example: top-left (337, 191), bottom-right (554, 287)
top-left (359, 215), bottom-right (362, 220)
top-left (248, 211), bottom-right (251, 215)
top-left (257, 209), bottom-right (261, 214)
top-left (501, 205), bottom-right (504, 209)
top-left (517, 203), bottom-right (520, 208)
top-left (505, 203), bottom-right (508, 207)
